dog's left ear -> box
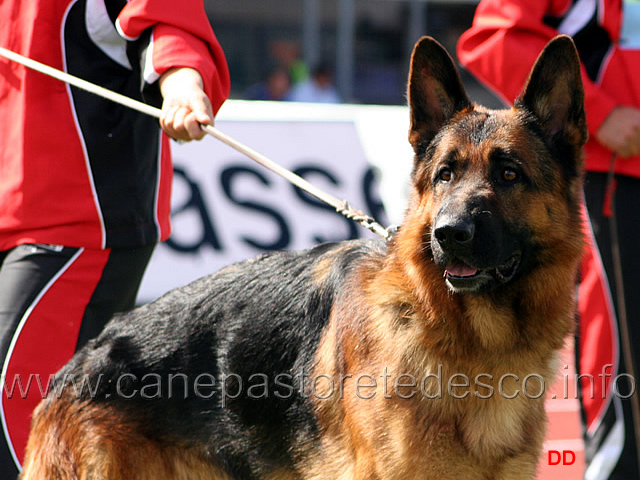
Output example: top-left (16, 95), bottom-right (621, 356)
top-left (408, 36), bottom-right (471, 155)
top-left (515, 35), bottom-right (587, 150)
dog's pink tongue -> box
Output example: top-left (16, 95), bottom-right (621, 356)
top-left (446, 262), bottom-right (478, 277)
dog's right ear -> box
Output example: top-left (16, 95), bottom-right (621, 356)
top-left (408, 36), bottom-right (471, 156)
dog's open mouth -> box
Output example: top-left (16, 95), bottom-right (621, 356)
top-left (444, 254), bottom-right (521, 291)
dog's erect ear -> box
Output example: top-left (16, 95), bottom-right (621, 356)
top-left (515, 35), bottom-right (587, 150)
top-left (408, 36), bottom-right (471, 155)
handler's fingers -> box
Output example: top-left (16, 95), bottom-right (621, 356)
top-left (160, 105), bottom-right (183, 140)
top-left (171, 107), bottom-right (191, 140)
top-left (190, 94), bottom-right (214, 129)
top-left (159, 105), bottom-right (177, 134)
top-left (160, 101), bottom-right (213, 141)
top-left (629, 125), bottom-right (640, 157)
top-left (183, 110), bottom-right (207, 140)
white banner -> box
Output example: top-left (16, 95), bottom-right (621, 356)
top-left (138, 100), bottom-right (412, 303)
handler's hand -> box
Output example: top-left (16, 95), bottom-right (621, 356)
top-left (158, 67), bottom-right (213, 141)
top-left (596, 106), bottom-right (640, 158)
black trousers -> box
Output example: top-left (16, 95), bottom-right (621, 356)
top-left (581, 172), bottom-right (640, 480)
top-left (0, 243), bottom-right (154, 478)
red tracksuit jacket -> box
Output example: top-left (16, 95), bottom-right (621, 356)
top-left (0, 0), bottom-right (230, 250)
top-left (457, 0), bottom-right (640, 178)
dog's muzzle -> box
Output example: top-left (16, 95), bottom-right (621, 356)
top-left (432, 216), bottom-right (522, 292)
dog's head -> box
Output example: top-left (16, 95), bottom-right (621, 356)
top-left (402, 36), bottom-right (586, 294)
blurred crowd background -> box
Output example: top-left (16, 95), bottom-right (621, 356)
top-left (203, 0), bottom-right (501, 107)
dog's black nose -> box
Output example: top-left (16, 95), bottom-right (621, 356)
top-left (434, 219), bottom-right (475, 246)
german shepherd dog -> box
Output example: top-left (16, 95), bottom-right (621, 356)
top-left (21, 35), bottom-right (586, 480)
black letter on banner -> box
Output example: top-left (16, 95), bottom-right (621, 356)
top-left (166, 167), bottom-right (222, 252)
top-left (362, 167), bottom-right (390, 228)
top-left (292, 165), bottom-right (359, 243)
top-left (221, 166), bottom-right (290, 251)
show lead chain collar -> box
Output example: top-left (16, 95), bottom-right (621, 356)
top-left (0, 46), bottom-right (395, 241)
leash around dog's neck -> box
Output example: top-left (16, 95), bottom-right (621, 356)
top-left (0, 46), bottom-right (395, 242)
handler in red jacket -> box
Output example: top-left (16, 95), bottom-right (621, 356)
top-left (458, 1), bottom-right (640, 479)
top-left (0, 0), bottom-right (229, 477)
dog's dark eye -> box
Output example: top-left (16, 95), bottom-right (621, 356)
top-left (502, 168), bottom-right (519, 183)
top-left (437, 168), bottom-right (453, 183)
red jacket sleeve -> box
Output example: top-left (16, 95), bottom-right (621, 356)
top-left (456, 0), bottom-right (616, 136)
top-left (116, 0), bottom-right (230, 115)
